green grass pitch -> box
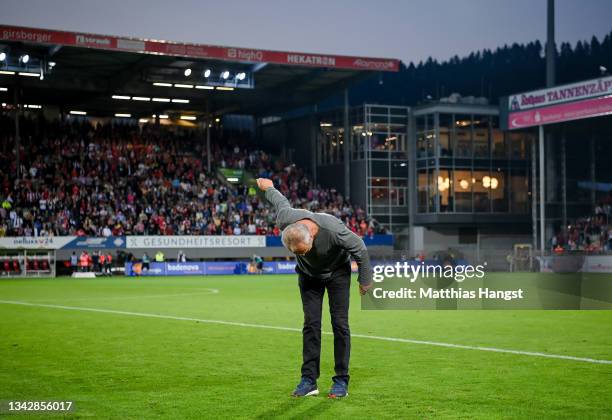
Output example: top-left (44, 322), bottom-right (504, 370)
top-left (0, 274), bottom-right (611, 419)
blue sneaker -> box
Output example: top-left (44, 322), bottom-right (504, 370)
top-left (328, 378), bottom-right (348, 398)
top-left (291, 377), bottom-right (319, 397)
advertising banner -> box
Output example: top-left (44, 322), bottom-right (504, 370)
top-left (125, 261), bottom-right (248, 276)
top-left (507, 94), bottom-right (612, 129)
top-left (62, 236), bottom-right (126, 249)
top-left (0, 25), bottom-right (400, 71)
top-left (125, 260), bottom-right (364, 276)
top-left (0, 236), bottom-right (75, 249)
top-left (126, 235), bottom-right (266, 249)
top-left (582, 256), bottom-right (612, 273)
top-left (507, 75), bottom-right (612, 111)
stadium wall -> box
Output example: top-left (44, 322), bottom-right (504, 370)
top-left (0, 235), bottom-right (394, 261)
top-left (417, 227), bottom-right (533, 271)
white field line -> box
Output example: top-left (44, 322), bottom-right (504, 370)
top-left (0, 299), bottom-right (610, 365)
top-left (24, 289), bottom-right (220, 303)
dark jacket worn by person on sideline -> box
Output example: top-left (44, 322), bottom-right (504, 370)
top-left (265, 187), bottom-right (372, 285)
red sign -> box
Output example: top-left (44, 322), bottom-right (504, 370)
top-left (0, 25), bottom-right (400, 72)
top-left (508, 94), bottom-right (612, 129)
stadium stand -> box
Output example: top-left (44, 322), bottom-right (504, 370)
top-left (0, 116), bottom-right (385, 238)
top-left (551, 199), bottom-right (612, 252)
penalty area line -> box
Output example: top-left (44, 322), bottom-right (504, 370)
top-left (0, 299), bottom-right (610, 365)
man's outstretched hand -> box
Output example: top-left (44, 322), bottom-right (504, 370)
top-left (359, 282), bottom-right (373, 296)
top-left (256, 178), bottom-right (274, 191)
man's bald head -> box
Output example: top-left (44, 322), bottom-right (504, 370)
top-left (281, 222), bottom-right (313, 255)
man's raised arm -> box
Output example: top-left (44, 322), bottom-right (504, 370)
top-left (256, 178), bottom-right (313, 229)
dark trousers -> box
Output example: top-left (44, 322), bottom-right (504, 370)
top-left (298, 265), bottom-right (351, 384)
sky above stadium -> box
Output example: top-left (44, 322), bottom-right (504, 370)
top-left (2, 0), bottom-right (611, 64)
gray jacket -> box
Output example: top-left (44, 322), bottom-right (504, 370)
top-left (265, 187), bottom-right (372, 285)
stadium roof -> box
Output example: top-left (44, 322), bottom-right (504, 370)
top-left (0, 25), bottom-right (401, 118)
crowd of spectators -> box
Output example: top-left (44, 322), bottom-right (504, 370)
top-left (0, 116), bottom-right (384, 238)
top-left (551, 199), bottom-right (612, 253)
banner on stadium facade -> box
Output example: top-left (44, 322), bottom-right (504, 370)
top-left (126, 235), bottom-right (266, 249)
top-left (507, 94), bottom-right (612, 130)
top-left (0, 25), bottom-right (400, 72)
top-left (125, 260), bottom-right (299, 276)
top-left (581, 256), bottom-right (612, 273)
top-left (62, 236), bottom-right (126, 249)
top-left (0, 236), bottom-right (75, 249)
top-left (507, 75), bottom-right (612, 112)
top-left (124, 260), bottom-right (374, 276)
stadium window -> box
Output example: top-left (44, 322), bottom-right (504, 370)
top-left (370, 177), bottom-right (389, 187)
top-left (416, 116), bottom-right (426, 132)
top-left (417, 169), bottom-right (428, 213)
top-left (439, 114), bottom-right (452, 157)
top-left (473, 170), bottom-right (492, 212)
top-left (389, 188), bottom-right (398, 206)
top-left (509, 132), bottom-right (527, 159)
top-left (453, 169), bottom-right (473, 212)
top-left (425, 131), bottom-right (435, 157)
top-left (454, 114), bottom-right (473, 158)
top-left (510, 170), bottom-right (529, 213)
top-left (492, 127), bottom-right (507, 159)
top-left (491, 170), bottom-right (508, 212)
top-left (351, 126), bottom-right (365, 159)
top-left (426, 114), bottom-right (434, 132)
top-left (397, 188), bottom-right (406, 206)
top-left (371, 187), bottom-right (389, 205)
top-left (438, 169), bottom-right (451, 212)
top-left (473, 117), bottom-right (490, 159)
top-left (428, 168), bottom-right (437, 212)
top-left (417, 131), bottom-right (428, 159)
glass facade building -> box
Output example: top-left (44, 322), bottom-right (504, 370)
top-left (412, 103), bottom-right (534, 226)
top-left (312, 102), bottom-right (534, 232)
top-left (317, 105), bottom-right (410, 230)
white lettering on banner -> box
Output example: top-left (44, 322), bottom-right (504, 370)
top-left (352, 59), bottom-right (395, 70)
top-left (286, 54), bottom-right (336, 67)
top-left (166, 263), bottom-right (201, 272)
top-left (126, 236), bottom-right (266, 249)
top-left (227, 48), bottom-right (263, 62)
top-left (2, 29), bottom-right (52, 43)
top-left (277, 262), bottom-right (297, 271)
top-left (508, 76), bottom-right (612, 111)
top-left (75, 34), bottom-right (112, 47)
top-left (0, 236), bottom-right (75, 249)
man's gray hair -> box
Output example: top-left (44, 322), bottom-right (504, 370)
top-left (281, 223), bottom-right (313, 252)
